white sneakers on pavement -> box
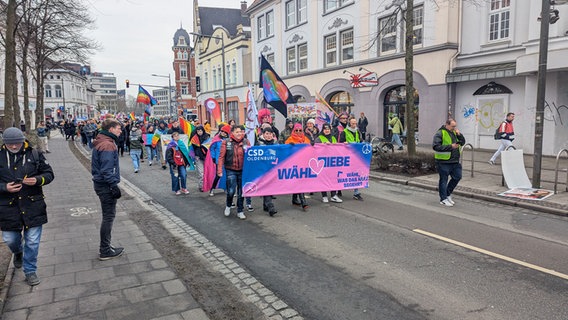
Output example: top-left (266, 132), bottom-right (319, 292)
top-left (224, 206), bottom-right (231, 217)
top-left (446, 195), bottom-right (455, 205)
top-left (440, 199), bottom-right (454, 207)
top-left (237, 212), bottom-right (247, 220)
top-left (330, 195), bottom-right (343, 203)
top-left (322, 196), bottom-right (329, 203)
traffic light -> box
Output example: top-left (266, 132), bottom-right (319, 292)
top-left (126, 80), bottom-right (130, 88)
top-left (195, 76), bottom-right (201, 92)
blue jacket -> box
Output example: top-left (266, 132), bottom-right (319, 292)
top-left (91, 131), bottom-right (120, 187)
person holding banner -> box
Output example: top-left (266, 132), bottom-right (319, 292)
top-left (314, 123), bottom-right (343, 203)
top-left (217, 125), bottom-right (250, 220)
top-left (304, 119), bottom-right (319, 145)
top-left (279, 119), bottom-right (294, 144)
top-left (190, 125), bottom-right (210, 192)
top-left (285, 123), bottom-right (311, 210)
top-left (339, 117), bottom-right (364, 201)
top-left (255, 127), bottom-right (279, 216)
top-left (207, 125), bottom-right (231, 196)
top-left (165, 132), bottom-right (190, 195)
top-left (333, 112), bottom-right (349, 141)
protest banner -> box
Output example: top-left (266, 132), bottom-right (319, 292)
top-left (242, 143), bottom-right (372, 197)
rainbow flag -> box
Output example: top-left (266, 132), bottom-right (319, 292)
top-left (136, 85), bottom-right (158, 106)
top-left (190, 134), bottom-right (200, 147)
top-left (129, 112), bottom-right (135, 121)
top-left (179, 116), bottom-right (194, 136)
top-left (151, 132), bottom-right (161, 148)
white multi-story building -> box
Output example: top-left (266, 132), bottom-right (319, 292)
top-left (88, 72), bottom-right (118, 115)
top-left (449, 0), bottom-right (568, 155)
top-left (152, 87), bottom-right (175, 116)
top-left (247, 0), bottom-right (460, 141)
top-left (44, 69), bottom-right (95, 121)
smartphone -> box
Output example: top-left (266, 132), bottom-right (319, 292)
top-left (14, 178), bottom-right (23, 184)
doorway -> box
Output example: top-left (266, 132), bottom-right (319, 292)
top-left (383, 85), bottom-right (419, 139)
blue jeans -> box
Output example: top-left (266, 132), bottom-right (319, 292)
top-left (94, 183), bottom-right (118, 254)
top-left (130, 149), bottom-right (142, 170)
top-left (3, 226), bottom-right (43, 275)
top-left (436, 162), bottom-right (462, 201)
top-left (145, 146), bottom-right (159, 162)
top-left (392, 133), bottom-right (403, 148)
top-left (226, 169), bottom-right (244, 212)
top-left (169, 164), bottom-right (187, 192)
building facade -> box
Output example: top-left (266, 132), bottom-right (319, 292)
top-left (449, 0), bottom-right (568, 155)
top-left (88, 72), bottom-right (118, 115)
top-left (172, 26), bottom-right (198, 116)
top-left (44, 69), bottom-right (95, 122)
top-left (247, 0), bottom-right (460, 142)
top-left (192, 0), bottom-right (252, 126)
top-left (152, 87), bottom-right (176, 116)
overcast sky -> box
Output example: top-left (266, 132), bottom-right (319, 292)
top-left (87, 0), bottom-right (251, 97)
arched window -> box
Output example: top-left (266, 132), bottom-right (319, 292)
top-left (328, 91), bottom-right (353, 115)
top-left (294, 95), bottom-right (306, 103)
top-left (45, 85), bottom-right (52, 98)
top-left (383, 85), bottom-right (419, 137)
top-left (55, 85), bottom-right (62, 98)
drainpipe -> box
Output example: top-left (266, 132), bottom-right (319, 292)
top-left (447, 0), bottom-right (462, 116)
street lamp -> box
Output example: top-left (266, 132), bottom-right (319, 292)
top-left (151, 73), bottom-right (172, 117)
top-left (190, 32), bottom-right (226, 122)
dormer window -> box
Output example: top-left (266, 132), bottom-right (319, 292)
top-left (178, 36), bottom-right (186, 46)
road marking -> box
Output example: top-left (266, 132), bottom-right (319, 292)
top-left (413, 228), bottom-right (568, 281)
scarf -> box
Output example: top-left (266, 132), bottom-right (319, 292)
top-left (99, 130), bottom-right (119, 143)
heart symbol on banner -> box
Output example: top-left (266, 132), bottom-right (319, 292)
top-left (309, 158), bottom-right (325, 175)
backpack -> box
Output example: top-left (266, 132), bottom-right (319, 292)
top-left (494, 122), bottom-right (504, 140)
top-left (173, 149), bottom-right (185, 166)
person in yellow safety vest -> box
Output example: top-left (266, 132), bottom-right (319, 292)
top-left (315, 123), bottom-right (343, 204)
top-left (432, 118), bottom-right (466, 207)
top-left (339, 117), bottom-right (364, 201)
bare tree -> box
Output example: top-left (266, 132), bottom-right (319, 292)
top-left (2, 0), bottom-right (18, 129)
top-left (404, 0), bottom-right (417, 156)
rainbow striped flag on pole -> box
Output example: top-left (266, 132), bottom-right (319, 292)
top-left (136, 85), bottom-right (158, 106)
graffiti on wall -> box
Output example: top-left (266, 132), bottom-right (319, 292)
top-left (460, 99), bottom-right (505, 129)
top-left (544, 100), bottom-right (568, 126)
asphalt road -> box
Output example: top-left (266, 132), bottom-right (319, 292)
top-left (120, 156), bottom-right (568, 320)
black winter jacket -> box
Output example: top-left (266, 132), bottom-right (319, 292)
top-left (0, 142), bottom-right (55, 231)
top-left (91, 131), bottom-right (120, 187)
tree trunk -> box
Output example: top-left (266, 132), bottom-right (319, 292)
top-left (404, 0), bottom-right (416, 156)
top-left (3, 0), bottom-right (17, 128)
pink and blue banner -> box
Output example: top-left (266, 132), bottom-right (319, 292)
top-left (242, 143), bottom-right (372, 197)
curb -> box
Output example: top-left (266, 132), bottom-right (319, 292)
top-left (0, 256), bottom-right (16, 317)
top-left (370, 173), bottom-right (567, 217)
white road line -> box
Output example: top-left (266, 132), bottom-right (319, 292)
top-left (413, 228), bottom-right (568, 281)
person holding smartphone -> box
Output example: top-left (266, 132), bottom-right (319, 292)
top-left (0, 127), bottom-right (54, 286)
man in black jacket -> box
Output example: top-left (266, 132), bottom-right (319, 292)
top-left (0, 127), bottom-right (54, 286)
top-left (91, 119), bottom-right (124, 261)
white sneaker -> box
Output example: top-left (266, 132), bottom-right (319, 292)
top-left (488, 160), bottom-right (495, 165)
top-left (237, 212), bottom-right (247, 220)
top-left (322, 196), bottom-right (329, 203)
top-left (209, 191), bottom-right (214, 197)
top-left (440, 199), bottom-right (454, 207)
top-left (224, 206), bottom-right (231, 217)
top-left (246, 204), bottom-right (254, 212)
top-left (447, 195), bottom-right (455, 205)
top-left (330, 195), bottom-right (343, 203)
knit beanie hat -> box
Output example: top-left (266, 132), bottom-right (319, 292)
top-left (307, 119), bottom-right (316, 125)
top-left (220, 125), bottom-right (231, 134)
top-left (2, 127), bottom-right (25, 144)
top-left (293, 123), bottom-right (303, 131)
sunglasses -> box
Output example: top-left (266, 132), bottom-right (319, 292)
top-left (294, 129), bottom-right (303, 132)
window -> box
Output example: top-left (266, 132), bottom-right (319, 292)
top-left (218, 66), bottom-right (222, 88)
top-left (177, 51), bottom-right (183, 59)
top-left (204, 71), bottom-right (209, 92)
top-left (489, 0), bottom-right (510, 41)
top-left (325, 34), bottom-right (337, 66)
top-left (266, 53), bottom-right (275, 66)
top-left (258, 11), bottom-right (274, 40)
top-left (232, 61), bottom-right (237, 84)
top-left (226, 61), bottom-right (231, 85)
top-left (55, 85), bottom-right (62, 98)
top-left (379, 15), bottom-right (397, 53)
top-left (258, 15), bottom-right (265, 40)
top-left (287, 47), bottom-right (297, 74)
top-left (340, 29), bottom-right (353, 62)
top-left (287, 43), bottom-right (308, 74)
top-left (228, 101), bottom-right (239, 123)
top-left (181, 85), bottom-right (188, 95)
top-left (412, 6), bottom-right (424, 46)
top-left (298, 43), bottom-right (308, 72)
top-left (180, 65), bottom-right (187, 78)
top-left (324, 0), bottom-right (352, 13)
top-left (178, 36), bottom-right (186, 46)
top-left (266, 11), bottom-right (274, 37)
top-left (213, 69), bottom-right (217, 90)
top-left (45, 85), bottom-right (52, 98)
top-left (286, 0), bottom-right (307, 28)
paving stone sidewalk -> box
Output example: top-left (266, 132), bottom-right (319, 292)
top-left (0, 134), bottom-right (209, 320)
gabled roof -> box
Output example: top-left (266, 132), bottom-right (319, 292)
top-left (197, 7), bottom-right (250, 38)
